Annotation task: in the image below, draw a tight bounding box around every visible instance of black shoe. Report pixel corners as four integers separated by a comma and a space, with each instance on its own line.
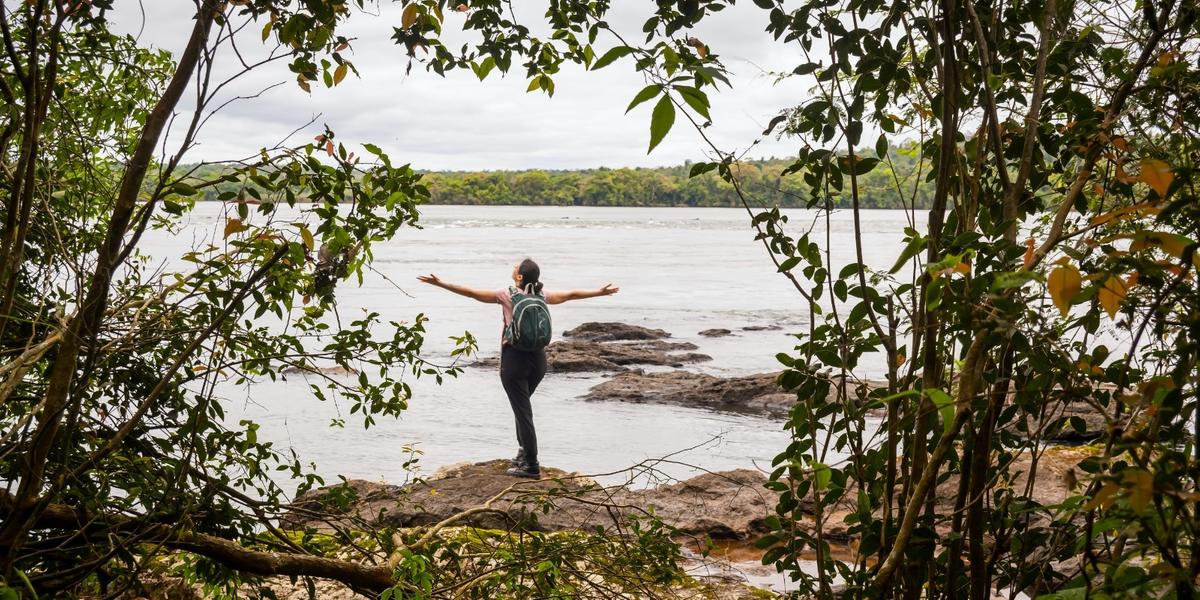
506, 464, 540, 479
511, 448, 526, 468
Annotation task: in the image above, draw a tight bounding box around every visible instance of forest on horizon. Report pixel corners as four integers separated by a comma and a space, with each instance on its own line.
183, 147, 932, 209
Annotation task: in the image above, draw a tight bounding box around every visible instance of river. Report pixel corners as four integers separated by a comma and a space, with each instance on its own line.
144, 204, 911, 488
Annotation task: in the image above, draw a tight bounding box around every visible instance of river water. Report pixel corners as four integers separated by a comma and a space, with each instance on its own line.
144, 204, 911, 488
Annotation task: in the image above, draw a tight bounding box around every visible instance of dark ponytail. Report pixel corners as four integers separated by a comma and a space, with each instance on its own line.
518, 258, 543, 295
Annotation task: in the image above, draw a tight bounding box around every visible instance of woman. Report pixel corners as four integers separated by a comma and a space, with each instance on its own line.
417, 259, 619, 478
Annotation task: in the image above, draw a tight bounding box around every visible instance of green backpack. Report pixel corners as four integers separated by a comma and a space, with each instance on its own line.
505, 287, 553, 351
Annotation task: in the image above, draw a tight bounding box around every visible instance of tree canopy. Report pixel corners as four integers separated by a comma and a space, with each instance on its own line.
1, 0, 1198, 598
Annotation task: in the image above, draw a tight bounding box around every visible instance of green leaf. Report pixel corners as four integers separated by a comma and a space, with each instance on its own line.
852, 157, 880, 175
689, 162, 718, 178
471, 56, 497, 81
673, 85, 711, 120
171, 181, 198, 196
753, 0, 775, 7
809, 460, 832, 490
591, 46, 632, 70
778, 256, 801, 272
648, 95, 675, 153
927, 389, 955, 430
626, 84, 662, 113
847, 120, 863, 145
889, 234, 926, 273
875, 134, 889, 158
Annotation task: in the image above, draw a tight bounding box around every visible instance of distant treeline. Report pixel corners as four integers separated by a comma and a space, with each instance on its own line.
184, 147, 933, 209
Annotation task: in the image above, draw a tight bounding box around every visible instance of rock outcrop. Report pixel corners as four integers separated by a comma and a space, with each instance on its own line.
562, 321, 671, 342
283, 460, 774, 542
471, 322, 712, 372
584, 371, 795, 418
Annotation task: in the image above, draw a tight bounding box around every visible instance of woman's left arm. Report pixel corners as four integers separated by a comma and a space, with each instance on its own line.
546, 284, 619, 305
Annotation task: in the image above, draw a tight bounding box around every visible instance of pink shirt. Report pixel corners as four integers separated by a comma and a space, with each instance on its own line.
496, 287, 556, 345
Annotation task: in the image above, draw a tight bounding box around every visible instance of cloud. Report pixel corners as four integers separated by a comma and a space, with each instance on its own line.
109, 1, 810, 170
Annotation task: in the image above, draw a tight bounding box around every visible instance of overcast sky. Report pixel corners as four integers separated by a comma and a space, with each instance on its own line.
108, 2, 811, 171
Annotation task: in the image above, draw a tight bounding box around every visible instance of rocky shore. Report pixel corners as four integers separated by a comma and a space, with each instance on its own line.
265, 321, 1094, 598
285, 460, 774, 542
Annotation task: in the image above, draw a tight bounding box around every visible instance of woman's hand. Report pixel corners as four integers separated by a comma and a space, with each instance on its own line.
417, 273, 443, 287
598, 284, 619, 296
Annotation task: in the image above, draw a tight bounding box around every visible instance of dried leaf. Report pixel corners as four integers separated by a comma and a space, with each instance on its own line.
1083, 482, 1119, 511
333, 63, 348, 85
1124, 469, 1153, 512
1140, 158, 1173, 197
1048, 264, 1082, 316
223, 218, 248, 239
401, 3, 419, 29
1023, 237, 1035, 269
1098, 276, 1127, 319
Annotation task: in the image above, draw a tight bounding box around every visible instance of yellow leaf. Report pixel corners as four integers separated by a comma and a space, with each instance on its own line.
1124, 469, 1153, 512
1140, 158, 1173, 197
1098, 276, 1127, 319
261, 19, 272, 42
223, 218, 248, 239
526, 75, 542, 93
333, 63, 348, 85
401, 3, 419, 29
1023, 237, 1035, 269
953, 261, 970, 274
1083, 482, 1119, 511
299, 224, 315, 252
1048, 264, 1082, 317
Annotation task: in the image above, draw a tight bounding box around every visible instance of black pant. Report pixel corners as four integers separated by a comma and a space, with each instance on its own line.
500, 345, 547, 467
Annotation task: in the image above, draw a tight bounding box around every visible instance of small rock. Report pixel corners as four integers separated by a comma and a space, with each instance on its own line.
699, 328, 733, 337
563, 321, 670, 342
741, 324, 782, 332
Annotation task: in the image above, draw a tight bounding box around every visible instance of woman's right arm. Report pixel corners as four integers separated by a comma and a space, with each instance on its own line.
416, 274, 497, 303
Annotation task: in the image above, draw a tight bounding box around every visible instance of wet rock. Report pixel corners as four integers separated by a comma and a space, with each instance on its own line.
551, 340, 710, 372
741, 324, 782, 332
627, 469, 775, 540
471, 323, 710, 372
563, 321, 670, 342
699, 328, 734, 337
584, 371, 795, 418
